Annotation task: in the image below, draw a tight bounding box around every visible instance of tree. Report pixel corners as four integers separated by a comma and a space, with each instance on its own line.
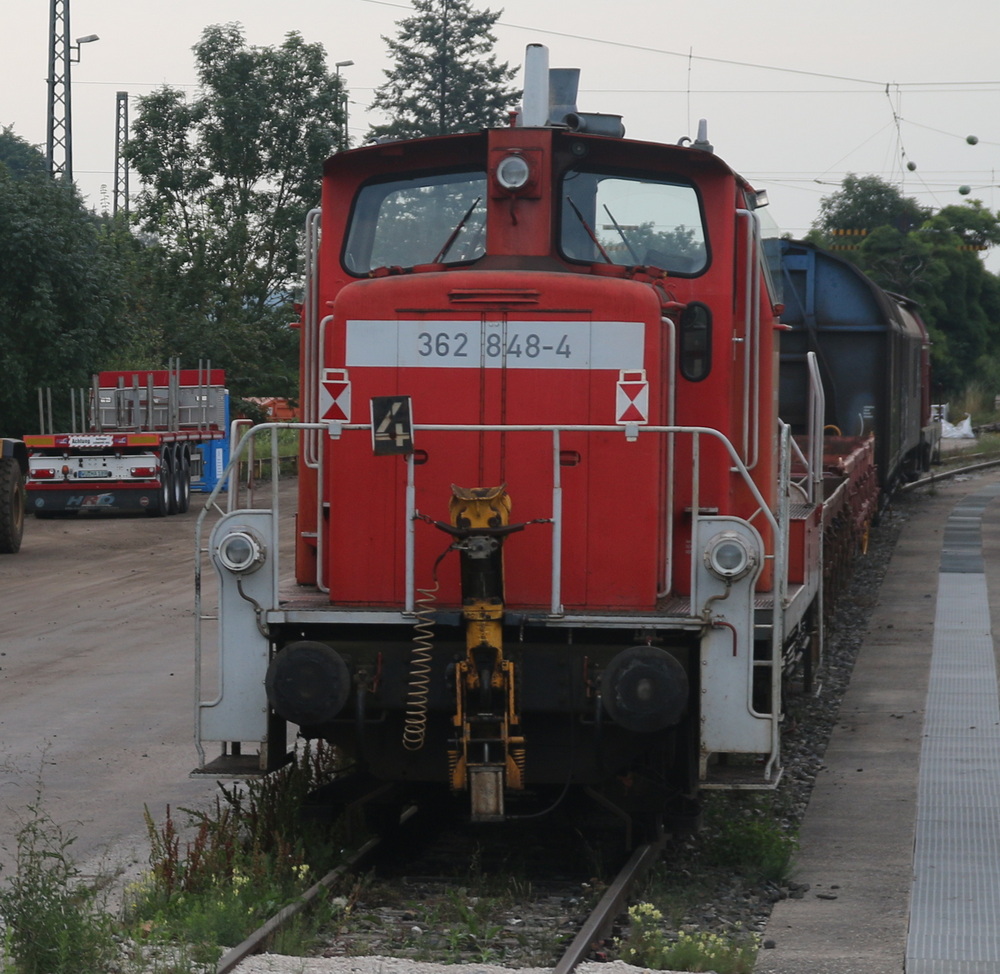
0, 126, 47, 179
368, 0, 520, 141
0, 132, 131, 435
123, 23, 346, 396
814, 173, 928, 235
926, 199, 1000, 251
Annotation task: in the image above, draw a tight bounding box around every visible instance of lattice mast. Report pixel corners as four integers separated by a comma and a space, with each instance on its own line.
46, 0, 73, 180
113, 91, 129, 216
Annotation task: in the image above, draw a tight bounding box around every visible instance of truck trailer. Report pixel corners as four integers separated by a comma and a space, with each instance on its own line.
25, 368, 228, 517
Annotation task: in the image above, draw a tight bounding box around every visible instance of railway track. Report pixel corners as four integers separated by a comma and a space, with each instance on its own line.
216, 804, 665, 974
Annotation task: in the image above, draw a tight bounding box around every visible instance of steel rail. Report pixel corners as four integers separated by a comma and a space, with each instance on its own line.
551, 835, 666, 974
214, 832, 378, 974
901, 456, 1000, 493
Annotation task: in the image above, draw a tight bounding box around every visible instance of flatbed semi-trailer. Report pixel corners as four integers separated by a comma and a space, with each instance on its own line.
24, 368, 229, 517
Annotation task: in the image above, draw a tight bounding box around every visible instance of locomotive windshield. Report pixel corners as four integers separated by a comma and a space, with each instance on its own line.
344, 169, 487, 274
560, 169, 707, 274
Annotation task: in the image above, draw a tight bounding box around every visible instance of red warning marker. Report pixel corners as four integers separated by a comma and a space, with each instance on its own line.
616, 369, 649, 424
320, 369, 351, 422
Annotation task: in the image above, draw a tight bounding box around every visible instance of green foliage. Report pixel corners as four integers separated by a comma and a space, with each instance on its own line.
369, 0, 520, 140
702, 805, 798, 884
126, 743, 344, 956
0, 134, 136, 435
0, 127, 48, 178
124, 22, 340, 397
442, 888, 504, 959
0, 131, 203, 434
0, 747, 345, 973
619, 903, 760, 973
816, 173, 928, 234
0, 797, 118, 974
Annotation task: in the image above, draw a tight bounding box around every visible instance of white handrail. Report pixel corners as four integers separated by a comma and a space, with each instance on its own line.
657, 315, 677, 599
197, 419, 786, 622
302, 208, 322, 469
807, 351, 825, 502
736, 209, 763, 470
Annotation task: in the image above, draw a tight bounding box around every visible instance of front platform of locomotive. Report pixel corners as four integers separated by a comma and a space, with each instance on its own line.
200, 46, 791, 829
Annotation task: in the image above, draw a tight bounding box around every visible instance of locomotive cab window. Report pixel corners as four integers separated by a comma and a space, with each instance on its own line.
559, 169, 707, 274
344, 169, 488, 275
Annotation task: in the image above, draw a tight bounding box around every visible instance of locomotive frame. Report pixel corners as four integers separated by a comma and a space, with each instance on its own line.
194, 45, 930, 837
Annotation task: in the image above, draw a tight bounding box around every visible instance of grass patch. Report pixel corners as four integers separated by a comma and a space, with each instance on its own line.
1, 743, 347, 972
237, 426, 299, 481
702, 797, 798, 885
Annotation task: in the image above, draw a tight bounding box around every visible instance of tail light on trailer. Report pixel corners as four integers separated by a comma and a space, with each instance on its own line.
30, 468, 56, 479
130, 466, 158, 478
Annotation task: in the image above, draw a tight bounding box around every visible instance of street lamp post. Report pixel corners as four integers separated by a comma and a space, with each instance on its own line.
71, 33, 100, 61
335, 60, 354, 150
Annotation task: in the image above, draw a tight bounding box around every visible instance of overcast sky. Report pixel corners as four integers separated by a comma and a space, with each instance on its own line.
4, 0, 999, 261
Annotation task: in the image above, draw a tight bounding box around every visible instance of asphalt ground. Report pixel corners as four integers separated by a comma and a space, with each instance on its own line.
757, 469, 1000, 974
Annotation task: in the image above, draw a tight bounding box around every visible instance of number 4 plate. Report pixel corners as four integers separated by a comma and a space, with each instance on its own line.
370, 396, 414, 455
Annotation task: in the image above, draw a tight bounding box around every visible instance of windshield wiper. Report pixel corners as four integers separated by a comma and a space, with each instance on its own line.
433, 196, 483, 264
602, 204, 641, 264
565, 196, 613, 264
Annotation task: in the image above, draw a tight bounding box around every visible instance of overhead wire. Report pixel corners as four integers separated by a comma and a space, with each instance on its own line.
360, 0, 997, 91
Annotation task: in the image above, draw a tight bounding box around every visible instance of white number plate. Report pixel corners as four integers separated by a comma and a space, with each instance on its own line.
76, 469, 112, 479
345, 320, 644, 370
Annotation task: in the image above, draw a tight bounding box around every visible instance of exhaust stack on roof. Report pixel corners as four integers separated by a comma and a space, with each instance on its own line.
548, 67, 580, 123
521, 44, 550, 127
518, 44, 624, 137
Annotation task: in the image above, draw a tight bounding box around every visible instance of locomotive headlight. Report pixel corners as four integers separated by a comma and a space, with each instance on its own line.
704, 532, 756, 581
496, 153, 531, 190
217, 529, 266, 575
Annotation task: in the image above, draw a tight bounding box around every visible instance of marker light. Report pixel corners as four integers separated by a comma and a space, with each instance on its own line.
217, 529, 266, 575
496, 153, 531, 191
704, 532, 756, 581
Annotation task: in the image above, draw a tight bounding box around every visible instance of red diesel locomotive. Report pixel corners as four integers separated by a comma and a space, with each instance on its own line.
195, 45, 924, 834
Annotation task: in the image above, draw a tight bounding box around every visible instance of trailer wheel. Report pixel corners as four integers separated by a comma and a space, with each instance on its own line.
174, 446, 191, 514
0, 457, 25, 553
147, 452, 172, 517
167, 447, 181, 515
